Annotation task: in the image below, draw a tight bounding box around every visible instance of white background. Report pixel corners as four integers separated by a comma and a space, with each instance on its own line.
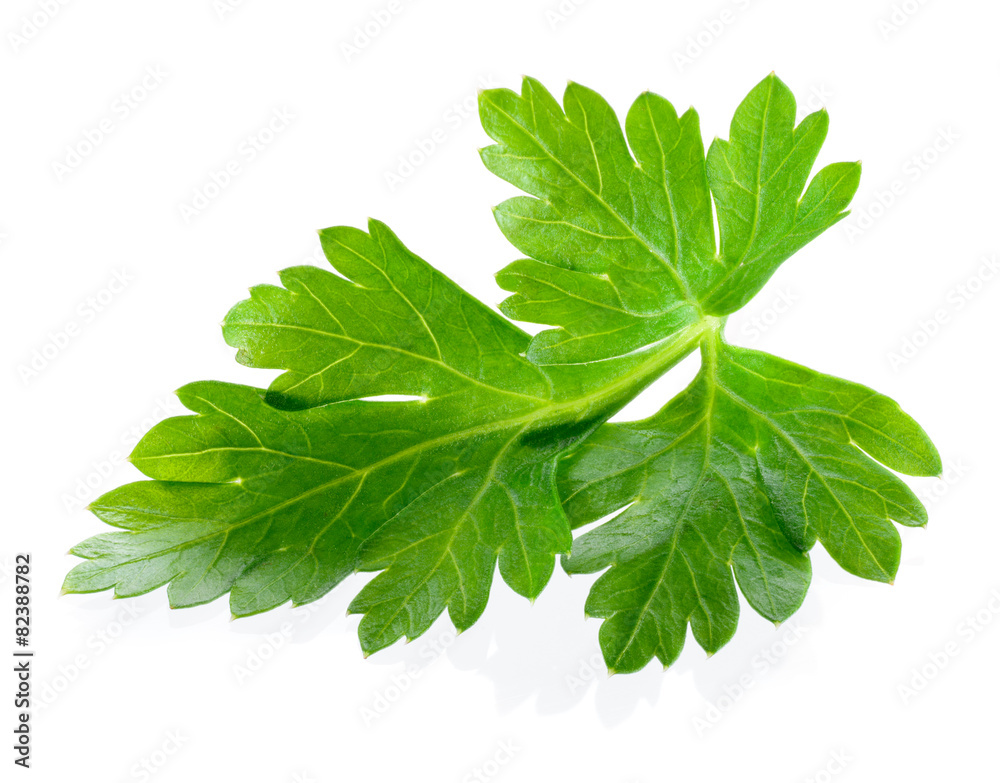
2, 0, 996, 780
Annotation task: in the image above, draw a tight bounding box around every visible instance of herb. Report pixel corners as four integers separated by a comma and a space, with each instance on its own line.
561, 338, 937, 672
64, 75, 939, 671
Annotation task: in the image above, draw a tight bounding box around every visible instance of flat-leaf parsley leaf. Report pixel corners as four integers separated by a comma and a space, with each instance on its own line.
64, 74, 939, 671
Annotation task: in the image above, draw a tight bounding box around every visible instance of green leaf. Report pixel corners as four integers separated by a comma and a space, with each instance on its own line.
702, 75, 861, 315
64, 219, 712, 654
560, 334, 940, 673
64, 75, 936, 672
479, 73, 860, 355
222, 221, 551, 410
480, 79, 710, 364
